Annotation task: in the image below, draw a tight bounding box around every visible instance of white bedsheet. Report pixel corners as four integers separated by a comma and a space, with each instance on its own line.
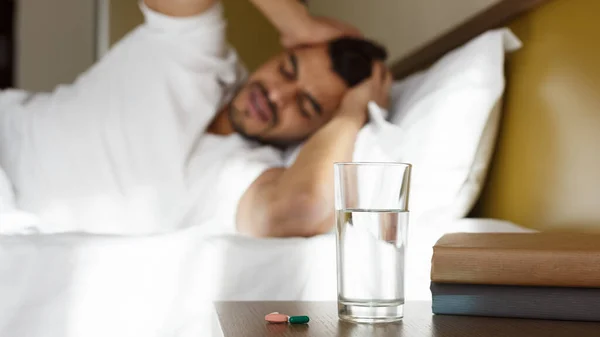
0, 217, 533, 337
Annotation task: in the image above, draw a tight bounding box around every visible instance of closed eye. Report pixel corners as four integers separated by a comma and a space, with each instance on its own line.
279, 53, 297, 81
297, 92, 322, 120
297, 95, 312, 120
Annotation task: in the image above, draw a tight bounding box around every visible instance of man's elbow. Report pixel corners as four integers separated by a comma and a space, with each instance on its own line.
256, 190, 334, 238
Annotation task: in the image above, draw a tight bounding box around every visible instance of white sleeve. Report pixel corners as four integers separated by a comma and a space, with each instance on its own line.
214, 145, 284, 234
0, 2, 244, 230
1, 1, 241, 162
62, 1, 240, 146
67, 2, 239, 136
34, 1, 238, 146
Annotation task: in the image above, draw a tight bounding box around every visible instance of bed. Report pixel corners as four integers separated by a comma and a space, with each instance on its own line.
1, 0, 599, 336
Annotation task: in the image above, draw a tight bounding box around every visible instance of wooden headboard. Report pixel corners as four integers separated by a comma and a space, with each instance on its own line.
391, 0, 600, 232
391, 0, 550, 80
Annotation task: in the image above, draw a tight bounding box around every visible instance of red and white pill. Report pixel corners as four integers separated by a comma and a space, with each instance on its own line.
265, 313, 289, 323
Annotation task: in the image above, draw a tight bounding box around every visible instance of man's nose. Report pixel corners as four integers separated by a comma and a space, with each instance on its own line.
268, 82, 297, 110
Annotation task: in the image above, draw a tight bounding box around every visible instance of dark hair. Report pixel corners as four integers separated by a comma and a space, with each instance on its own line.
328, 37, 388, 87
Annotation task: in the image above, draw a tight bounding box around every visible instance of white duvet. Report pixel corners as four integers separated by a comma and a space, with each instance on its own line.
0, 205, 533, 337
0, 223, 335, 337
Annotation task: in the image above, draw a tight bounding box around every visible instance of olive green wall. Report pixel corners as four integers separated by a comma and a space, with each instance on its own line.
108, 0, 143, 47
221, 0, 281, 71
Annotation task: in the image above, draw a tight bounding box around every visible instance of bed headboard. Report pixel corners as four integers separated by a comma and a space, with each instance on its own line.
392, 0, 600, 232
391, 0, 549, 79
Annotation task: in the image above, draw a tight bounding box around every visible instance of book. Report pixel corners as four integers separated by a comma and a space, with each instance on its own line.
431, 282, 600, 322
431, 232, 600, 287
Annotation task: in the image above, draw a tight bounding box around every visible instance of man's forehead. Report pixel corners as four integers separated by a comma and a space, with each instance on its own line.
291, 44, 330, 66
292, 47, 347, 103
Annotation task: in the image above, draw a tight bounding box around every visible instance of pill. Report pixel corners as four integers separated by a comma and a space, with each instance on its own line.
288, 316, 310, 324
265, 313, 289, 323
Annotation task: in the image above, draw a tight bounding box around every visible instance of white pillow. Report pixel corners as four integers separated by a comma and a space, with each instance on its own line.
375, 28, 521, 224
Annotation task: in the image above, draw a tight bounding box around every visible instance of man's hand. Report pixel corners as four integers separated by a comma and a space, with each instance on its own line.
337, 62, 393, 125
280, 16, 362, 48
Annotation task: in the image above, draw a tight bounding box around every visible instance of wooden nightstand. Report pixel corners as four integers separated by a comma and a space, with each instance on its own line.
214, 301, 600, 337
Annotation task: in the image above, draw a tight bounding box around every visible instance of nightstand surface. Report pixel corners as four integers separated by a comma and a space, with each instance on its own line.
214, 301, 600, 337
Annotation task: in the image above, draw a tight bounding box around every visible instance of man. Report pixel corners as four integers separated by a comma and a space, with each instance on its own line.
0, 0, 391, 237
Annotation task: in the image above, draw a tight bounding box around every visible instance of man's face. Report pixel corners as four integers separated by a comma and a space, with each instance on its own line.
228, 44, 348, 146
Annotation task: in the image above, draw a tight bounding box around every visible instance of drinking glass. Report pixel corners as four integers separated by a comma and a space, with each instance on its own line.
334, 162, 411, 323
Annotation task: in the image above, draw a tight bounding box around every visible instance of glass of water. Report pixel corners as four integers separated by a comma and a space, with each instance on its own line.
334, 162, 411, 323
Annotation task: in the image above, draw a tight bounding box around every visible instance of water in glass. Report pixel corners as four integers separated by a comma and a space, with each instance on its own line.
336, 208, 408, 323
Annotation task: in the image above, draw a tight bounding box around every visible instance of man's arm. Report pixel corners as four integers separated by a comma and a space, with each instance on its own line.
143, 0, 217, 17
237, 64, 392, 238
237, 114, 362, 238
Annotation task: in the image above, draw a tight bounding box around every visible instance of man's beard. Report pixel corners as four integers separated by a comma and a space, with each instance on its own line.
227, 103, 263, 144
227, 82, 280, 145
227, 104, 301, 149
